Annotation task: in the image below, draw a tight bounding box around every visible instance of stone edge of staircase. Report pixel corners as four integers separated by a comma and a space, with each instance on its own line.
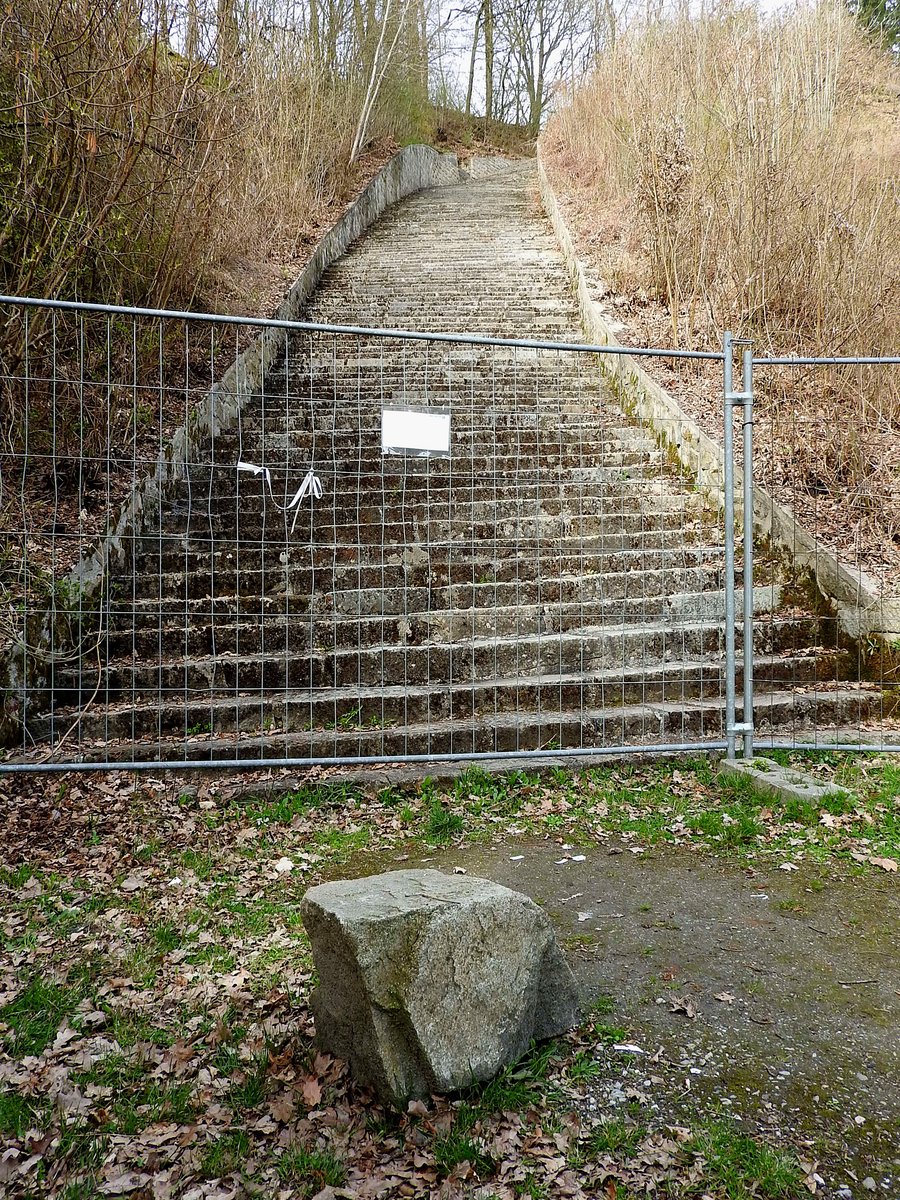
1, 145, 462, 735
535, 148, 900, 643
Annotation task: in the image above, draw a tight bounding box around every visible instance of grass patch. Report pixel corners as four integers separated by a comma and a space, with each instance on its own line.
567, 1049, 604, 1084
277, 1144, 346, 1193
586, 1118, 646, 1156
228, 1052, 269, 1112
689, 1118, 800, 1199
151, 921, 183, 954
591, 1021, 628, 1046
201, 1130, 252, 1180
1, 976, 81, 1055
107, 1011, 174, 1050
114, 1080, 195, 1135
78, 1055, 196, 1134
433, 1115, 494, 1176
238, 782, 364, 826
0, 1088, 45, 1137
424, 797, 465, 844
55, 1121, 109, 1171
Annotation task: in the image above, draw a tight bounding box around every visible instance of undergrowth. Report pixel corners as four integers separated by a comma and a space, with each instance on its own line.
542, 1, 900, 564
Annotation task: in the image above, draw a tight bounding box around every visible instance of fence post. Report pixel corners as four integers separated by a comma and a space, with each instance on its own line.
723, 332, 737, 761
740, 347, 754, 760
723, 333, 755, 762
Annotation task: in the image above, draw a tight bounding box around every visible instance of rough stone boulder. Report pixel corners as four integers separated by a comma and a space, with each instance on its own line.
300, 869, 580, 1108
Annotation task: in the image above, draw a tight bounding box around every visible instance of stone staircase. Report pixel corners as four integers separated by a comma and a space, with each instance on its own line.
34, 159, 873, 762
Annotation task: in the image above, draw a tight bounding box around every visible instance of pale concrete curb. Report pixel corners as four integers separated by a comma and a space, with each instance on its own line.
719, 756, 850, 806
535, 150, 900, 644
2, 146, 461, 736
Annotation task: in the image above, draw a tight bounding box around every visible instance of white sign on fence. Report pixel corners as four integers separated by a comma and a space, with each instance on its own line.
381, 407, 451, 457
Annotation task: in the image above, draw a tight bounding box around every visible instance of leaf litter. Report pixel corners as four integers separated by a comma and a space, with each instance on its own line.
1, 755, 898, 1197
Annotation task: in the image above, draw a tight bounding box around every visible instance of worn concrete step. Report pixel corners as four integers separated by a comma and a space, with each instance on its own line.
115, 565, 732, 617
58, 617, 830, 689
215, 439, 662, 470
137, 530, 722, 584
31, 688, 883, 764
122, 545, 730, 599
47, 649, 849, 722
173, 473, 677, 508
100, 587, 784, 657
156, 509, 702, 548
207, 432, 667, 458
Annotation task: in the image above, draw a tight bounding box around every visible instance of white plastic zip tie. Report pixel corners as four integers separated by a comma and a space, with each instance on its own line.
237, 461, 323, 535
289, 470, 323, 534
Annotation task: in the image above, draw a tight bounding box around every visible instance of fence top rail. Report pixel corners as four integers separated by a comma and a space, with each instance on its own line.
754, 354, 900, 366
0, 294, 724, 362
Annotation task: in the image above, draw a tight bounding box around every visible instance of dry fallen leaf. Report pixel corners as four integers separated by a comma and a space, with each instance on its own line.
301, 1075, 323, 1106
714, 992, 735, 1004
869, 856, 898, 872
669, 996, 697, 1019
98, 1172, 152, 1195
269, 1091, 295, 1123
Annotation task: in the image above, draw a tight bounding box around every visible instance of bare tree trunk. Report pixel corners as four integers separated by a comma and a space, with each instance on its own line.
417, 0, 428, 92
465, 4, 482, 117
484, 0, 494, 122
309, 0, 321, 59
217, 0, 239, 68
350, 0, 412, 162
185, 0, 200, 59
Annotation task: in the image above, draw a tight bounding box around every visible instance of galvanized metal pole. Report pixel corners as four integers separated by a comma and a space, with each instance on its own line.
741, 347, 755, 760
723, 331, 737, 761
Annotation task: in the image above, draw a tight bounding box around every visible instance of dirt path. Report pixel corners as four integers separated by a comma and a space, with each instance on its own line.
343, 838, 900, 1191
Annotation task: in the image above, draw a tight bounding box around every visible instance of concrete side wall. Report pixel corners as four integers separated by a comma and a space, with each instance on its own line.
1, 146, 461, 737
536, 151, 900, 641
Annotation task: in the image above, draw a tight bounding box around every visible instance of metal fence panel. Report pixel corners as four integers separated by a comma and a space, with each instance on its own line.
748, 353, 900, 753
1, 300, 740, 770
2, 297, 896, 772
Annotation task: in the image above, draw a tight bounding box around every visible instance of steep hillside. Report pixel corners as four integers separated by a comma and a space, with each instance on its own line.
541, 2, 900, 589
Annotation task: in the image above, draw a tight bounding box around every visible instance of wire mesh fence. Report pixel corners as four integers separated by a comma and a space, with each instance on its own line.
0, 299, 736, 770
0, 297, 897, 771
748, 354, 900, 753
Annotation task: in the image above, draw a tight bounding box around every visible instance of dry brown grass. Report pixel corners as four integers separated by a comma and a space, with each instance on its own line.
542, 2, 900, 585
0, 1, 403, 313
0, 0, 430, 454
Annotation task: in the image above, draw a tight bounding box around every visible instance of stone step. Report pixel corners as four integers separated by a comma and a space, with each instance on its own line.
117, 564, 732, 616
135, 528, 722, 583
98, 585, 784, 654
55, 616, 828, 691
120, 545, 730, 599
155, 508, 703, 547
216, 436, 662, 467
47, 648, 847, 722
29, 688, 881, 763
180, 464, 669, 491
